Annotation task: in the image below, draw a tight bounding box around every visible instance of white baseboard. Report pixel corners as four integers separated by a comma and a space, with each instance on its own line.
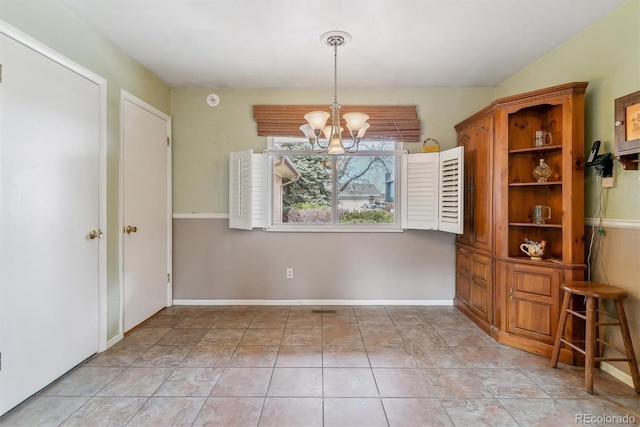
600, 362, 636, 389
173, 299, 453, 306
106, 333, 123, 350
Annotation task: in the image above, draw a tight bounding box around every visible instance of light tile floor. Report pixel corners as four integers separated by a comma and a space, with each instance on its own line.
1, 305, 639, 426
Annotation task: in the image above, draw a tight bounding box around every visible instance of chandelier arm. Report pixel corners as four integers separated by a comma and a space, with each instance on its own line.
314, 138, 329, 151
343, 138, 359, 153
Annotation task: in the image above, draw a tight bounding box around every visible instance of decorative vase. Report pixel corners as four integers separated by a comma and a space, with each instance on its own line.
533, 158, 552, 183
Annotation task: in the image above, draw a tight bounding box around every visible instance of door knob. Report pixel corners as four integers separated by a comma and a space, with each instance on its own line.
124, 225, 138, 234
89, 229, 103, 239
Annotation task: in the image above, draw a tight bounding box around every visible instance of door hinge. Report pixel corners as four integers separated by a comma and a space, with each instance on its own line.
167, 137, 170, 147
0, 64, 3, 83
1, 351, 2, 371
167, 273, 171, 282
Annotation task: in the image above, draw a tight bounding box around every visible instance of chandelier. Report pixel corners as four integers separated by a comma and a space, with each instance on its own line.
299, 31, 370, 154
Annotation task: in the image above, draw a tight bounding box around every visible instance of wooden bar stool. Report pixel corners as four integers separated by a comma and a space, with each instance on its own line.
551, 281, 640, 394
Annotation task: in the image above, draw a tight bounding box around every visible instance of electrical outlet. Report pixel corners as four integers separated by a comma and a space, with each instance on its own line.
286, 268, 294, 279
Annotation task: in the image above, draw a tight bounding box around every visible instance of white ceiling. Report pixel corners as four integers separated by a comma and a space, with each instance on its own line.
61, 0, 626, 89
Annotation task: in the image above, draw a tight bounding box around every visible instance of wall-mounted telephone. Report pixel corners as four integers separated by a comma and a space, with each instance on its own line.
586, 140, 613, 177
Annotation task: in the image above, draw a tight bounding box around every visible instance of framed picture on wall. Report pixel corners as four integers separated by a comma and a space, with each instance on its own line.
615, 90, 640, 154
614, 90, 640, 169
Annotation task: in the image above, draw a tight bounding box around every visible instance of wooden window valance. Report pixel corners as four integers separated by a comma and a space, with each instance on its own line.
253, 105, 420, 142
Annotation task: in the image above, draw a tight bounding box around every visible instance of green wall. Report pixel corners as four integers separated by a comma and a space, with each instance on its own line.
0, 0, 172, 339
496, 0, 640, 220
171, 87, 495, 213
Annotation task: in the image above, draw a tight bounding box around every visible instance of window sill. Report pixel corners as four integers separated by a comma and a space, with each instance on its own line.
265, 224, 403, 233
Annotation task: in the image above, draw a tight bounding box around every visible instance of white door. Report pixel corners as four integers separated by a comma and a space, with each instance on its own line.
0, 31, 105, 415
121, 92, 171, 332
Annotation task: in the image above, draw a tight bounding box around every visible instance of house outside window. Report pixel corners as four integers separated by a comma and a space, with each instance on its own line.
266, 138, 402, 231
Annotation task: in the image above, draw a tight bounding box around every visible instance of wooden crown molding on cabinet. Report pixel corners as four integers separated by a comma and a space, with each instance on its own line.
455, 82, 589, 131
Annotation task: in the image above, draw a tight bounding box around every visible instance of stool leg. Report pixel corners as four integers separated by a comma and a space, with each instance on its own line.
614, 299, 640, 393
551, 290, 571, 368
585, 296, 596, 393
595, 298, 601, 369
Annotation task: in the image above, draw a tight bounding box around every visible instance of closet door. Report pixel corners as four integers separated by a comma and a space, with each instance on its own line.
0, 32, 103, 415
121, 92, 171, 332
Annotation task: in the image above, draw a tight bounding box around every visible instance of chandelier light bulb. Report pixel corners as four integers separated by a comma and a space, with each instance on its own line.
304, 111, 330, 131
299, 124, 317, 142
344, 112, 369, 134
327, 135, 346, 154
356, 122, 370, 139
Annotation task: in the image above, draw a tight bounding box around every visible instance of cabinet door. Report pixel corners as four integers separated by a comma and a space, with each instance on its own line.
456, 246, 472, 305
456, 118, 493, 251
506, 263, 561, 344
456, 127, 474, 246
471, 118, 493, 252
469, 252, 492, 322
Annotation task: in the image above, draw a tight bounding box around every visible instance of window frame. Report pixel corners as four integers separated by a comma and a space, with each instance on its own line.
265, 137, 406, 232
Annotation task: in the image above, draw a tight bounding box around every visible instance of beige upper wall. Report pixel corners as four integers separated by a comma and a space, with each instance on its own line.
496, 0, 640, 220
0, 0, 172, 339
171, 87, 495, 213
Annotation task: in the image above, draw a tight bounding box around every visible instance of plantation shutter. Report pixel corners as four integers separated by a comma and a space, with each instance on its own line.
402, 147, 464, 233
229, 150, 253, 230
438, 146, 464, 234
252, 153, 266, 228
229, 150, 265, 230
402, 152, 439, 230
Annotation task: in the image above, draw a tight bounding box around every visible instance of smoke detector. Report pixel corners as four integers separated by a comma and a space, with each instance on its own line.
206, 93, 220, 107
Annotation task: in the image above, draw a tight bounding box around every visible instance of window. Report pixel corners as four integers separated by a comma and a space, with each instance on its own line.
267, 138, 401, 231
229, 141, 464, 234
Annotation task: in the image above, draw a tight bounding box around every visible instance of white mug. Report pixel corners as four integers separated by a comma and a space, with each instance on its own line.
534, 130, 552, 147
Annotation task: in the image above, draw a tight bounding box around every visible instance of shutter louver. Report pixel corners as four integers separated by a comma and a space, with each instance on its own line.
229, 150, 253, 230
252, 153, 265, 228
438, 146, 464, 234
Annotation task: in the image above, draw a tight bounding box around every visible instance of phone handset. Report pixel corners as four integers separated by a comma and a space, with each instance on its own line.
586, 140, 601, 165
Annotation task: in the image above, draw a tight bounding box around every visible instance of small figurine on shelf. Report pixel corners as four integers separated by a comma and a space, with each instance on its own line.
533, 158, 552, 182
520, 238, 546, 260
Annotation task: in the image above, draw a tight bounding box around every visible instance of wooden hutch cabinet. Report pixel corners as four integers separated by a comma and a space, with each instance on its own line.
455, 112, 494, 333
455, 83, 587, 364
